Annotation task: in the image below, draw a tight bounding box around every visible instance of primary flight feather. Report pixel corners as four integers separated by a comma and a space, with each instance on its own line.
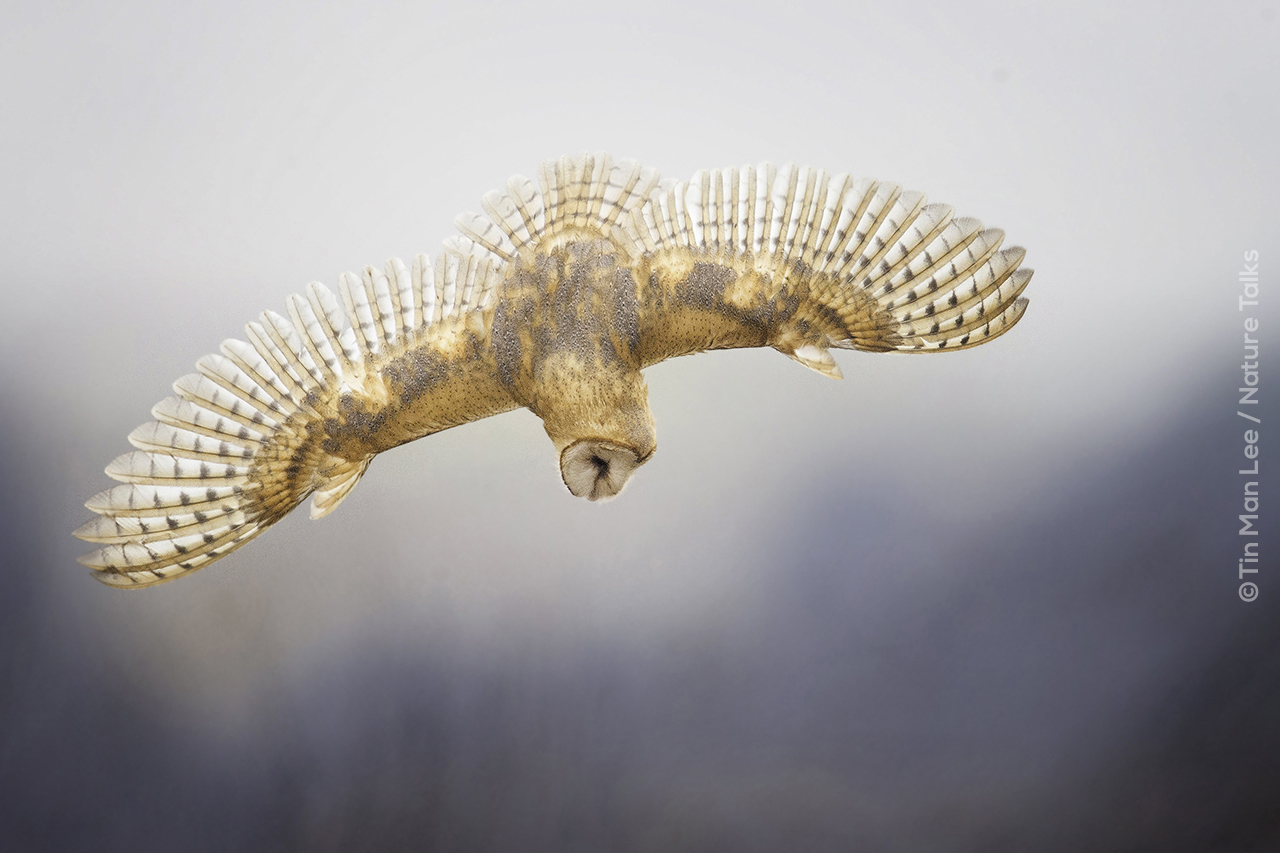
75, 154, 1033, 588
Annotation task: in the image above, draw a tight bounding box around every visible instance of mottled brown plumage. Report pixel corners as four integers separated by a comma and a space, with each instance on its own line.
76, 154, 1032, 587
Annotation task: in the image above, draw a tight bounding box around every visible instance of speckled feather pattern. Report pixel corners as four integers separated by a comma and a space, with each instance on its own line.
76, 154, 1032, 587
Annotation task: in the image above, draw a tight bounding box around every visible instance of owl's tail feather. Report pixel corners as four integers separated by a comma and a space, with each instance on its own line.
454, 152, 663, 261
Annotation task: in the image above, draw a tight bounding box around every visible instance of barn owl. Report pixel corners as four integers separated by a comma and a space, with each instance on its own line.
75, 154, 1032, 587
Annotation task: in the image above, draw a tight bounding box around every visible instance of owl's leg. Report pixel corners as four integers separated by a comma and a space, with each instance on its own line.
779, 342, 843, 379
770, 325, 844, 380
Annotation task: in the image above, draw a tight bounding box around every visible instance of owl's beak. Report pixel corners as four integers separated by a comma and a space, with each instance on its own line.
559, 439, 649, 501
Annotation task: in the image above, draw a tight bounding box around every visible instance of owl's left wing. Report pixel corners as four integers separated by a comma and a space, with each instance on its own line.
610, 165, 1032, 376
75, 243, 513, 588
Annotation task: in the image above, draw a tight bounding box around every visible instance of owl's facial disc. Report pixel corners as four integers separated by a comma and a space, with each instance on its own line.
560, 439, 647, 501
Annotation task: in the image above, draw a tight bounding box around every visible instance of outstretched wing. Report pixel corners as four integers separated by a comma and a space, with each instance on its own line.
610, 164, 1032, 375
74, 241, 513, 588
76, 154, 1033, 588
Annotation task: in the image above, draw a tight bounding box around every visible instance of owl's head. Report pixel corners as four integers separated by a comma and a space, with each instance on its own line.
559, 439, 651, 501
538, 366, 657, 502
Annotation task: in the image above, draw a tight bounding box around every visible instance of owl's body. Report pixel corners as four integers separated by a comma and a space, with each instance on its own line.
76, 155, 1032, 587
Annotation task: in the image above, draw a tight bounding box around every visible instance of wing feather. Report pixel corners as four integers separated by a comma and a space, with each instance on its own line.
618, 163, 1032, 362
78, 154, 1032, 587
445, 153, 1029, 367
76, 239, 515, 587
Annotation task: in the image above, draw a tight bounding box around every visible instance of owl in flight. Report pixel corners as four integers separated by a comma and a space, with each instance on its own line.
76, 154, 1032, 587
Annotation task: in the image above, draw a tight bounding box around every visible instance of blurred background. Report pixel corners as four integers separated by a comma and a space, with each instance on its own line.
2, 1, 1277, 850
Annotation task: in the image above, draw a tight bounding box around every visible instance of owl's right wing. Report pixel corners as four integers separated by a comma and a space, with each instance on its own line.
610, 164, 1032, 375
74, 243, 513, 588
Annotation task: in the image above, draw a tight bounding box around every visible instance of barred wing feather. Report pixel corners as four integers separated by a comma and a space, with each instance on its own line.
614, 164, 1032, 371
75, 249, 511, 588
76, 154, 1032, 588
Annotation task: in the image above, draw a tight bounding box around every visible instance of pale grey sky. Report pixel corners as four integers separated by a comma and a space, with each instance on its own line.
2, 2, 1277, 849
